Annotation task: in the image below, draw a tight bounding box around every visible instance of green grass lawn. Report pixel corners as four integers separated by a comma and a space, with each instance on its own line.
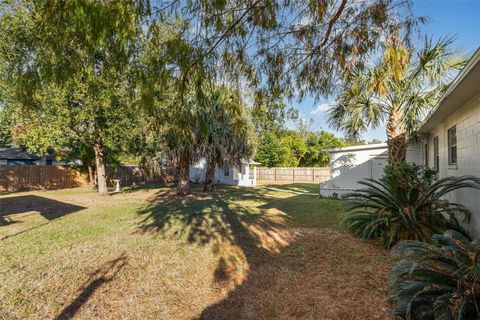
0, 185, 394, 319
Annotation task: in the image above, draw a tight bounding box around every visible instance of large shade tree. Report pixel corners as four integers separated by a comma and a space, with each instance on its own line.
0, 0, 149, 193
328, 36, 465, 164
172, 0, 420, 98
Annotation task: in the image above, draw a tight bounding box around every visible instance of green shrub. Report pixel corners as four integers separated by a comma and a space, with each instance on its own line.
344, 163, 480, 248
389, 230, 480, 319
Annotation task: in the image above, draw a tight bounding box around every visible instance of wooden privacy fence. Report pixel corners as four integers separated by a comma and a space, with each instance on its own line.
0, 165, 174, 193
256, 167, 330, 183
0, 165, 88, 192
107, 165, 174, 186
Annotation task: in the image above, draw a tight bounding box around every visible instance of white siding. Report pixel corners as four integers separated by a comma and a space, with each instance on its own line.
189, 158, 257, 186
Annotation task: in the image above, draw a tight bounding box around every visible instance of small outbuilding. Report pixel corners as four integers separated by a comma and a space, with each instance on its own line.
320, 143, 421, 197
189, 158, 261, 186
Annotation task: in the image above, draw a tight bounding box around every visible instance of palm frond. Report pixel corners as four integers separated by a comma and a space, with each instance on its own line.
389, 231, 480, 320
344, 163, 479, 249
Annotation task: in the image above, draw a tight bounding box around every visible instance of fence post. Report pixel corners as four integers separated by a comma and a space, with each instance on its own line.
274, 168, 277, 181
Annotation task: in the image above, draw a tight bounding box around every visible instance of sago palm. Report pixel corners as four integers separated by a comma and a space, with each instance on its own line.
329, 36, 465, 164
344, 164, 480, 248
389, 230, 480, 319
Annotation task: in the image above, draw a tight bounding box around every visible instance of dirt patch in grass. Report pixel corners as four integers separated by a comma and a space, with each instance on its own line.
0, 185, 394, 319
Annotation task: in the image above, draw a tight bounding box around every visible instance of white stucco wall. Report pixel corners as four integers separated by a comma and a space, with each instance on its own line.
320, 143, 421, 197
420, 93, 480, 236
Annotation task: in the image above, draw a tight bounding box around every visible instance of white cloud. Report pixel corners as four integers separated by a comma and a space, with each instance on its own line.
310, 103, 331, 115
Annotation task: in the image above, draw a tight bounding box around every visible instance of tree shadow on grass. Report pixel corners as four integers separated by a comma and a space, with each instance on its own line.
136, 187, 389, 319
137, 187, 292, 284
261, 183, 319, 194
0, 195, 87, 240
0, 195, 86, 226
54, 253, 128, 320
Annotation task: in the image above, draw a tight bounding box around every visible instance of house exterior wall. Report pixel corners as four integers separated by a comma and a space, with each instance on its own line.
420, 93, 480, 236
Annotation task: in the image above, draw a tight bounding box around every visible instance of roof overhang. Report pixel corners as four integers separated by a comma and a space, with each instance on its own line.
241, 159, 261, 165
323, 143, 387, 154
418, 48, 480, 134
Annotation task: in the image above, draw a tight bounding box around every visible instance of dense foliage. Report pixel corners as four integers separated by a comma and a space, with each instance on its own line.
255, 130, 346, 167
0, 0, 149, 193
344, 163, 480, 249
390, 230, 480, 319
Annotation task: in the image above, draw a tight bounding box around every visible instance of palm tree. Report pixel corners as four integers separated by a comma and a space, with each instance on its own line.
199, 89, 255, 192
328, 36, 465, 164
161, 99, 201, 196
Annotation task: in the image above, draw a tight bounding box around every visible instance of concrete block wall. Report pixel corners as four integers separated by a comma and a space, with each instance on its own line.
422, 93, 480, 237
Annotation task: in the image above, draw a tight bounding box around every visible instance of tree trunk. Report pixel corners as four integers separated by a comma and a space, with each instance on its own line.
177, 149, 191, 196
87, 163, 96, 189
93, 137, 109, 194
386, 108, 407, 165
203, 158, 216, 192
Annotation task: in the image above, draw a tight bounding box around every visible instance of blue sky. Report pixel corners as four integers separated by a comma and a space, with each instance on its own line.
288, 0, 480, 142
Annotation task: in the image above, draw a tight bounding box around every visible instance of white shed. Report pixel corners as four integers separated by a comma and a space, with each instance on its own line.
189, 158, 261, 186
320, 143, 421, 197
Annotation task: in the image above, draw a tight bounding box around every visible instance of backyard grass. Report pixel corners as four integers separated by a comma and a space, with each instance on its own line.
0, 184, 394, 319
258, 182, 320, 194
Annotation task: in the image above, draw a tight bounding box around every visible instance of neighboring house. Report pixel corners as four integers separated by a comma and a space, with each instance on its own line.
320, 143, 420, 197
416, 47, 480, 236
189, 158, 261, 186
0, 148, 56, 165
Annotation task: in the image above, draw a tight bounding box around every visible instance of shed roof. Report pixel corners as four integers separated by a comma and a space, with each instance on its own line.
0, 148, 54, 160
242, 159, 261, 165
323, 143, 387, 154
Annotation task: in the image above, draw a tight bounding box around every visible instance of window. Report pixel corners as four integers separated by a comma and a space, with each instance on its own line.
433, 136, 439, 171
447, 126, 457, 165
224, 166, 229, 176
424, 143, 428, 166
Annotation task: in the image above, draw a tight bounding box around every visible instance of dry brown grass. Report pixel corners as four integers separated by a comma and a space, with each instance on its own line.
0, 185, 394, 319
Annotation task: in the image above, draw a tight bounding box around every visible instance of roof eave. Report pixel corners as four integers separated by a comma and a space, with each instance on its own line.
418, 47, 480, 134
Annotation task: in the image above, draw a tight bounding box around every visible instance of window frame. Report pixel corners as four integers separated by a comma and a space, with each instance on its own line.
447, 126, 457, 165
424, 142, 428, 166
433, 136, 439, 171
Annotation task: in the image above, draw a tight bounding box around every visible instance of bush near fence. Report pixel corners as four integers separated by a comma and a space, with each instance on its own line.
255, 167, 330, 183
